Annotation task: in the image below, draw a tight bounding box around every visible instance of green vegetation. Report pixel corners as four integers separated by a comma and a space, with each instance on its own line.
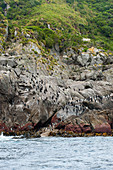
0, 0, 113, 51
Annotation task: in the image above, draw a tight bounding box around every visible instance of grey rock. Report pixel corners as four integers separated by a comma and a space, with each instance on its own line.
77, 53, 90, 66
0, 43, 113, 131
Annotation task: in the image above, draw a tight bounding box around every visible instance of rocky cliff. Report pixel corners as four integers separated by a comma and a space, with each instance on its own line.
0, 39, 113, 137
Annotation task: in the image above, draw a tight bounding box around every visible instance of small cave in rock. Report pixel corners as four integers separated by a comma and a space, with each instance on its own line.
34, 110, 57, 130
84, 85, 91, 89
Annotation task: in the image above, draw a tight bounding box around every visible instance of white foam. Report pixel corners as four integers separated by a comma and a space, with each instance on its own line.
0, 132, 13, 141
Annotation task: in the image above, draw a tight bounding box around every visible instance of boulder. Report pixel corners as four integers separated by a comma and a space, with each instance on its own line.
77, 53, 90, 66
79, 123, 92, 133
82, 112, 112, 133
94, 123, 111, 133
65, 123, 82, 133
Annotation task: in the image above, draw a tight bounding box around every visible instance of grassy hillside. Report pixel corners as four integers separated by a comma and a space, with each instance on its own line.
0, 0, 113, 51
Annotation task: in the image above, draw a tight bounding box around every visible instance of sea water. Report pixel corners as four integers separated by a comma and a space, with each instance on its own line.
0, 134, 113, 170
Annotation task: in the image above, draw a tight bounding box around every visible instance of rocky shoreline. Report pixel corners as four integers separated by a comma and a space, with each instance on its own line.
0, 41, 113, 138
1, 109, 113, 138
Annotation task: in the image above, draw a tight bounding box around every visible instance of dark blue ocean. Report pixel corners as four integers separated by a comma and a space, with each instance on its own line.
0, 134, 113, 170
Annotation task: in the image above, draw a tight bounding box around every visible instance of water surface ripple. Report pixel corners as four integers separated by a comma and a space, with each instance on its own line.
0, 136, 113, 170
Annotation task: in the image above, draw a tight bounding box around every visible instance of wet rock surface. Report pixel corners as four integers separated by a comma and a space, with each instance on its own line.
0, 42, 113, 137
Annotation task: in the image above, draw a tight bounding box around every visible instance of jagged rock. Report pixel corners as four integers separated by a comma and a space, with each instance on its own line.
0, 122, 9, 132
89, 114, 111, 133
77, 53, 90, 66
0, 57, 17, 68
0, 43, 113, 135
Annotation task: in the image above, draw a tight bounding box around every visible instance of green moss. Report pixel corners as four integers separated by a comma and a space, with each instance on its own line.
21, 38, 29, 46
0, 0, 113, 51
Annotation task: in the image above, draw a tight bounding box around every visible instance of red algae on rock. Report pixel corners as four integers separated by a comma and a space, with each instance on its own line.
65, 123, 82, 133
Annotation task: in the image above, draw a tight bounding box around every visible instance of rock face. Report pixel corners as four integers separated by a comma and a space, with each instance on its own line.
52, 110, 112, 134
0, 42, 113, 135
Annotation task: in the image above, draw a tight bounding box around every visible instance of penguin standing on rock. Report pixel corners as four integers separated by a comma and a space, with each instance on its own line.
40, 86, 43, 92
62, 106, 65, 111
52, 96, 54, 100
66, 106, 68, 114
37, 99, 39, 104
41, 80, 43, 84
44, 88, 47, 94
75, 105, 79, 116
73, 107, 75, 112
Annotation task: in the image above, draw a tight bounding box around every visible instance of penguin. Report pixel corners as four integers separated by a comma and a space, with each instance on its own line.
87, 97, 90, 101
56, 92, 59, 98
90, 97, 93, 102
40, 86, 43, 92
66, 107, 68, 114
37, 85, 39, 89
62, 106, 65, 110
73, 108, 75, 112
44, 88, 47, 94
75, 105, 79, 116
41, 80, 43, 84
71, 101, 73, 106
67, 101, 70, 105
79, 105, 83, 114
37, 99, 39, 104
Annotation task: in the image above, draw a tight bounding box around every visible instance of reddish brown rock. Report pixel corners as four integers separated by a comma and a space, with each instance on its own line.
79, 123, 92, 133
12, 123, 20, 131
82, 112, 112, 133
94, 123, 111, 133
107, 120, 112, 129
75, 117, 92, 133
20, 123, 34, 131
51, 114, 61, 124
0, 122, 9, 132
65, 123, 82, 133
55, 122, 66, 129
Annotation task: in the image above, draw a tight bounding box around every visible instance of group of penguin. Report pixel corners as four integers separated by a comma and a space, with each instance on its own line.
19, 69, 113, 117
